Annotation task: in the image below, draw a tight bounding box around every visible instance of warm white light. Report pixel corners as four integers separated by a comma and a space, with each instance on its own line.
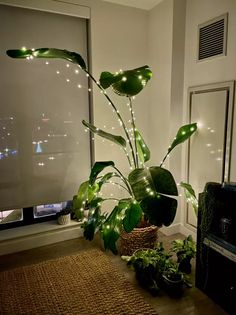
66, 64, 70, 68
45, 61, 49, 65
77, 84, 82, 88
66, 79, 70, 82
197, 121, 203, 129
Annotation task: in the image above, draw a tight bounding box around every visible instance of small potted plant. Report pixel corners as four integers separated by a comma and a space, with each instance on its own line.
162, 260, 184, 296
122, 243, 170, 295
57, 208, 71, 225
171, 235, 196, 274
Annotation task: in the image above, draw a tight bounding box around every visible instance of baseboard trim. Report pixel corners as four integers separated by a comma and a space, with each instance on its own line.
160, 223, 181, 236
160, 223, 196, 241
0, 222, 83, 256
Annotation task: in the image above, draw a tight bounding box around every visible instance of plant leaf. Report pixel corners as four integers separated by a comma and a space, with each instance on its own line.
83, 120, 126, 148
128, 167, 178, 227
140, 195, 177, 226
97, 172, 118, 190
99, 66, 152, 97
99, 71, 120, 89
102, 204, 123, 254
73, 181, 89, 211
89, 161, 115, 185
168, 123, 197, 155
180, 182, 198, 216
123, 201, 142, 232
7, 48, 86, 69
83, 208, 105, 241
134, 129, 150, 163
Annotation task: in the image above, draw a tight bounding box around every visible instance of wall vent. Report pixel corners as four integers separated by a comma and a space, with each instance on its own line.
198, 13, 228, 61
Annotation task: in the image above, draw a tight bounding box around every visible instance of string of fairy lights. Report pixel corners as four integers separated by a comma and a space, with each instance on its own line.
22, 47, 192, 215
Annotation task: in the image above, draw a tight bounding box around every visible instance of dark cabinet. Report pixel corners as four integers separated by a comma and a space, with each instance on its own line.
196, 182, 236, 315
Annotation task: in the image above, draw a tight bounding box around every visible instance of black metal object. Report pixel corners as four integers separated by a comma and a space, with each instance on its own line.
196, 182, 236, 315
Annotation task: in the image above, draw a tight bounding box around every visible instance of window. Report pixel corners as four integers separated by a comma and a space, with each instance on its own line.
0, 3, 92, 229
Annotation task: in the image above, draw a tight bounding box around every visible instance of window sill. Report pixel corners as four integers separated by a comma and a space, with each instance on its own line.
0, 220, 83, 255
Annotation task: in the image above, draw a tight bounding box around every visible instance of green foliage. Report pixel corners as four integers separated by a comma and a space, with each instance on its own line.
171, 235, 196, 261
7, 48, 86, 69
99, 66, 152, 97
134, 129, 150, 163
180, 182, 198, 216
82, 120, 126, 148
7, 47, 198, 254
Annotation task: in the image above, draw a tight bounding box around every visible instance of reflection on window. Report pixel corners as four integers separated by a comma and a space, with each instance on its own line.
34, 202, 67, 218
0, 209, 23, 224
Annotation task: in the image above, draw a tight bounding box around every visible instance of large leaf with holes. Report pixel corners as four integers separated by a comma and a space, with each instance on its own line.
7, 48, 86, 69
99, 66, 152, 97
128, 167, 178, 226
89, 161, 114, 185
83, 120, 126, 148
134, 129, 150, 163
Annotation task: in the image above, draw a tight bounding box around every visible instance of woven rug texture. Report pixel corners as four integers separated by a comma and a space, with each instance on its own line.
0, 248, 157, 315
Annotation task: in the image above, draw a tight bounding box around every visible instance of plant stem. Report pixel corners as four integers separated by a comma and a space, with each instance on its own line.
113, 166, 134, 197
128, 97, 139, 168
160, 150, 170, 167
104, 181, 130, 194
83, 68, 136, 168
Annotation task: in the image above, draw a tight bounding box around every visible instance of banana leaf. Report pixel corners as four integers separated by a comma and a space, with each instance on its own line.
180, 182, 198, 216
7, 48, 86, 69
134, 129, 150, 163
128, 166, 178, 226
89, 161, 115, 185
123, 201, 142, 232
161, 123, 197, 166
83, 207, 106, 241
102, 201, 128, 254
99, 66, 152, 97
83, 120, 126, 148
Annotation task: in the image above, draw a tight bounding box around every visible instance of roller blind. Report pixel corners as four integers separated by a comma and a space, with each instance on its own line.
0, 4, 91, 210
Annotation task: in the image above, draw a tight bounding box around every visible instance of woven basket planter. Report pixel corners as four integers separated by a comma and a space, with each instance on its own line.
119, 225, 158, 256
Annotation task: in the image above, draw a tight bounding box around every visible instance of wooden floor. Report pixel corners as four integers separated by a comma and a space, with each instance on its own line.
0, 233, 228, 315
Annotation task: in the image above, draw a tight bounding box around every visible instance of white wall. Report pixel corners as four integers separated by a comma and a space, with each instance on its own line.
147, 0, 187, 231
147, 0, 173, 167
184, 0, 236, 182
87, 0, 149, 208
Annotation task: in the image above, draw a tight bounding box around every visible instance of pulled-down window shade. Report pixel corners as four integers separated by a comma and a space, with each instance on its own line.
0, 4, 91, 211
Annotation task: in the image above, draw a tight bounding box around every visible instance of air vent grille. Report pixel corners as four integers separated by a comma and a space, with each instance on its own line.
198, 13, 228, 61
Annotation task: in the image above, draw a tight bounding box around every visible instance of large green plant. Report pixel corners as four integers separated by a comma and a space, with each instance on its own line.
7, 48, 197, 254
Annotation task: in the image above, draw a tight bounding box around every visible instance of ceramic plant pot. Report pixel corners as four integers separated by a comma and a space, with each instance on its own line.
57, 213, 70, 225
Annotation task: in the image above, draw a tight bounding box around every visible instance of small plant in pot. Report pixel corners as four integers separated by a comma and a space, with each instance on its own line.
57, 208, 71, 225
7, 48, 198, 254
162, 260, 184, 297
122, 243, 170, 295
171, 235, 196, 274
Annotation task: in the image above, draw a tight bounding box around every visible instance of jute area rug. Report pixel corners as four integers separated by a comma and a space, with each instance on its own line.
0, 248, 157, 315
